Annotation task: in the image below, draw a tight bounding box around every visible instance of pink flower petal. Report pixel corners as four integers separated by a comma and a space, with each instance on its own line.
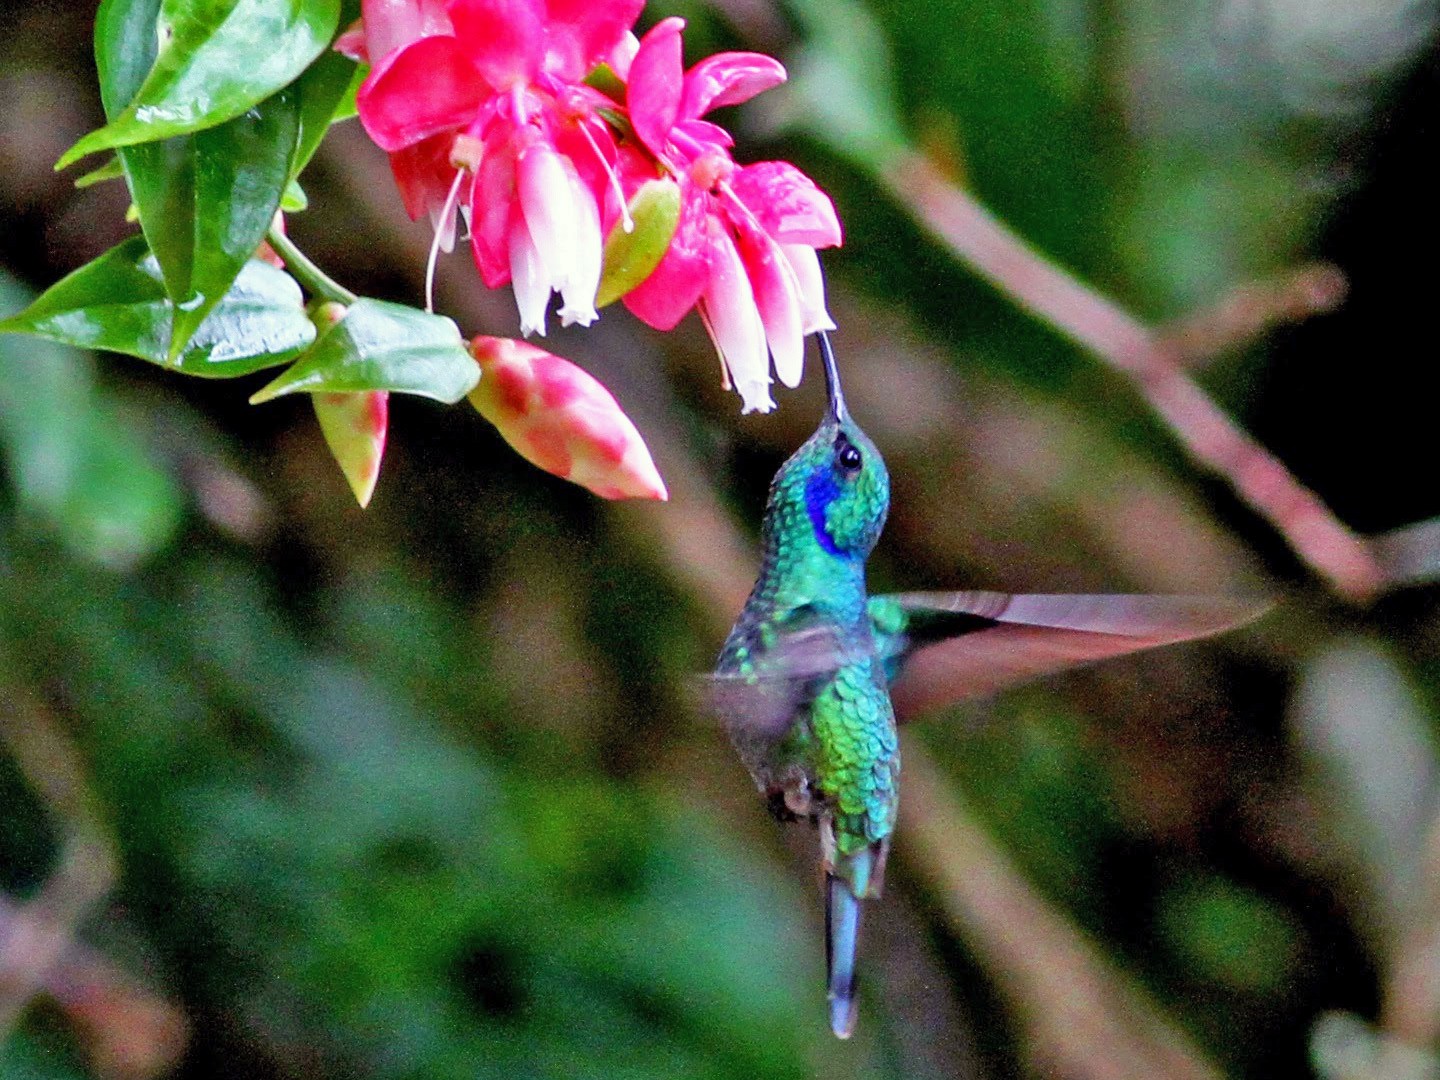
388, 134, 459, 222
782, 243, 836, 334
335, 19, 368, 61
558, 164, 602, 327
606, 30, 639, 80
675, 118, 733, 149
357, 35, 485, 151
702, 225, 772, 413
601, 143, 661, 234
508, 217, 551, 335
469, 135, 517, 288
679, 51, 787, 120
552, 113, 618, 221
469, 336, 668, 500
626, 17, 686, 159
728, 161, 843, 248
541, 0, 646, 82
447, 0, 544, 89
621, 181, 712, 330
735, 219, 804, 388
517, 135, 578, 286
358, 0, 453, 62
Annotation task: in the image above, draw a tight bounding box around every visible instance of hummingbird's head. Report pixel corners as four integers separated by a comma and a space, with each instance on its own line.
766, 334, 890, 560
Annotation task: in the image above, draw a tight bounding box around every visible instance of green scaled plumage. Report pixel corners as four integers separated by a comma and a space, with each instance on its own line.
710, 333, 1269, 1041
714, 332, 894, 1039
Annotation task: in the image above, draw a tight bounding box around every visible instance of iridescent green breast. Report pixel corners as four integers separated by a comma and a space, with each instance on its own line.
811, 659, 899, 854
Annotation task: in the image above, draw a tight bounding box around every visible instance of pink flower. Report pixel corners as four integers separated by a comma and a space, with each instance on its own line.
338, 1, 461, 240
619, 17, 842, 413
350, 0, 644, 334
468, 336, 668, 500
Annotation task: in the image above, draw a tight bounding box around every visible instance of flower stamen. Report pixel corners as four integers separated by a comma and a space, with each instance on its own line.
425, 168, 468, 313
579, 119, 633, 233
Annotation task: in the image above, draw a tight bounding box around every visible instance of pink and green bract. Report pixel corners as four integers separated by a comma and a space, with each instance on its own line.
343, 0, 843, 414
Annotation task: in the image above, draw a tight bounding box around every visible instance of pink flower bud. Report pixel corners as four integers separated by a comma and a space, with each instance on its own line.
313, 390, 390, 508
468, 336, 667, 501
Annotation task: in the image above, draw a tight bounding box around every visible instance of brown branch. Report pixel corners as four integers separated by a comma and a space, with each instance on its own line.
898, 740, 1225, 1080
883, 151, 1382, 601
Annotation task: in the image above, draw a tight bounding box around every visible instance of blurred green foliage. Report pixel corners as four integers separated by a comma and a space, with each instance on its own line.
5, 1, 1440, 1078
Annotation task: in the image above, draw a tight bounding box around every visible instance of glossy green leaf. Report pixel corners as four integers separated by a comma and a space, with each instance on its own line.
134, 96, 300, 359
0, 236, 315, 377
59, 0, 340, 167
290, 48, 362, 183
93, 0, 163, 118
250, 299, 478, 404
282, 179, 309, 212
596, 179, 683, 308
74, 156, 126, 189
91, 0, 302, 359
334, 62, 362, 121
584, 62, 626, 101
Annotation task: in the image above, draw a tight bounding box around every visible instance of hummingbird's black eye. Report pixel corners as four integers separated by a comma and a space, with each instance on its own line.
837, 441, 863, 472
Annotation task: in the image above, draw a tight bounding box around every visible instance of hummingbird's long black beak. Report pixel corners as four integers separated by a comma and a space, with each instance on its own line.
816, 331, 848, 423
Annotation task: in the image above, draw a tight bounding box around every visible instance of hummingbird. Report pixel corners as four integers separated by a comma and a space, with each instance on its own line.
707, 331, 1266, 1040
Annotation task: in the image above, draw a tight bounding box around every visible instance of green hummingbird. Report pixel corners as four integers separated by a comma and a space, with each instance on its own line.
708, 331, 1265, 1040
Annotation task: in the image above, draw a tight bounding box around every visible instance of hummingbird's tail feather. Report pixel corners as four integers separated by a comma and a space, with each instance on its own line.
825, 870, 863, 1039
824, 838, 887, 1039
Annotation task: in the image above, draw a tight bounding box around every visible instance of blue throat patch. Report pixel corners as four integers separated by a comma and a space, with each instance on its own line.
804, 468, 842, 556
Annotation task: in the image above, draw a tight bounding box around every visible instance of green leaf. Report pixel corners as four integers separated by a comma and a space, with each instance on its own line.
281, 178, 309, 212
334, 63, 363, 121
584, 62, 626, 101
90, 0, 303, 359
131, 94, 301, 359
596, 179, 682, 308
93, 0, 163, 118
74, 156, 126, 189
250, 299, 478, 404
0, 236, 315, 378
59, 0, 340, 167
290, 48, 361, 183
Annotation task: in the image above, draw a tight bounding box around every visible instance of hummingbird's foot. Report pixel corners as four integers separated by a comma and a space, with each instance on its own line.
765, 789, 801, 823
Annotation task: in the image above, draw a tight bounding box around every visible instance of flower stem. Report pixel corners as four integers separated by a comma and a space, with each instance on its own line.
266, 227, 358, 306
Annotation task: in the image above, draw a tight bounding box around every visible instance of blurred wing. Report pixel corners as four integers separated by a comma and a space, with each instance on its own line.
699, 618, 871, 741
872, 592, 1270, 722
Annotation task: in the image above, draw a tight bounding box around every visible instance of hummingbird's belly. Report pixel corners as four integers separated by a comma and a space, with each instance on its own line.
811, 661, 900, 854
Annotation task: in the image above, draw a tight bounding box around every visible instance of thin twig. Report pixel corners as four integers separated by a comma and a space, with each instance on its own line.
884, 151, 1383, 601
1156, 264, 1348, 366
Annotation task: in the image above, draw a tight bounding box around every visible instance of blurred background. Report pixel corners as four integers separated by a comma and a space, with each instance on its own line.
4, 0, 1440, 1077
